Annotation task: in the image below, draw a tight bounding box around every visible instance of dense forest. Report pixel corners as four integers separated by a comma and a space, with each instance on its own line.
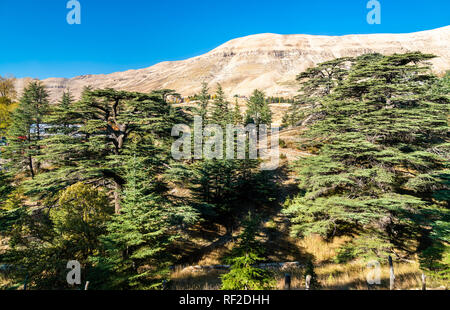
0, 52, 448, 290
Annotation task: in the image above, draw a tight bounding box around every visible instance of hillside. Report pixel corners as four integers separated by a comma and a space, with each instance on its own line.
15, 26, 450, 103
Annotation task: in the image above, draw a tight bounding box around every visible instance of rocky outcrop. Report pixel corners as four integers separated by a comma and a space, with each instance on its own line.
16, 26, 450, 102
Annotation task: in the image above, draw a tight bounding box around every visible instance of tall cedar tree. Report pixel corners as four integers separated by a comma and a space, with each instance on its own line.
1, 88, 197, 288
25, 88, 190, 213
167, 85, 274, 234
46, 89, 76, 134
210, 84, 232, 126
5, 81, 49, 178
197, 82, 210, 121
283, 57, 351, 127
232, 98, 243, 124
221, 214, 275, 290
245, 89, 272, 127
94, 144, 197, 289
284, 53, 449, 259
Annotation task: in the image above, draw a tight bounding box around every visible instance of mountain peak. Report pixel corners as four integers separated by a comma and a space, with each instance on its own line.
16, 26, 450, 102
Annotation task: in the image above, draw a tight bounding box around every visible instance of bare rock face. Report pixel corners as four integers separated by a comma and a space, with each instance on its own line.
15, 26, 450, 102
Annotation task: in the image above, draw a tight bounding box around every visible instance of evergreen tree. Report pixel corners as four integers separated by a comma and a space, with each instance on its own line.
24, 88, 190, 213
221, 213, 275, 290
285, 57, 352, 126
4, 81, 49, 178
220, 252, 275, 290
167, 84, 274, 234
197, 82, 210, 121
245, 89, 272, 127
284, 53, 449, 259
47, 89, 76, 134
232, 98, 243, 124
228, 213, 264, 258
210, 84, 232, 126
0, 171, 12, 205
94, 143, 198, 289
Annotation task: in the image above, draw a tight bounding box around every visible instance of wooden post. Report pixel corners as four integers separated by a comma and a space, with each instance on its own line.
388, 256, 395, 290
284, 273, 291, 290
305, 275, 311, 290
84, 281, 90, 290
23, 274, 29, 290
421, 273, 426, 291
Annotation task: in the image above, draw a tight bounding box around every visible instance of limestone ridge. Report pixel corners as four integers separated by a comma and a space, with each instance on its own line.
15, 26, 450, 102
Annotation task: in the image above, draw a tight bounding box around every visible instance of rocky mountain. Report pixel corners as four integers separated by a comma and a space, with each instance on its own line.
15, 26, 450, 102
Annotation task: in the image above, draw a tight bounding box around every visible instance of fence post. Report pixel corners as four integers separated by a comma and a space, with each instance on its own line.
23, 274, 29, 290
388, 256, 395, 290
284, 273, 291, 290
305, 275, 311, 290
421, 273, 426, 291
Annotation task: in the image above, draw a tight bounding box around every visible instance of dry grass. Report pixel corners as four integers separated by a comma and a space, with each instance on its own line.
170, 266, 226, 290
296, 234, 351, 263
319, 261, 426, 290
170, 234, 448, 290
0, 274, 10, 289
169, 262, 435, 290
195, 242, 234, 266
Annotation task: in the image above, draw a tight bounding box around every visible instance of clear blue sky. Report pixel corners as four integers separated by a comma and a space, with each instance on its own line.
0, 0, 449, 79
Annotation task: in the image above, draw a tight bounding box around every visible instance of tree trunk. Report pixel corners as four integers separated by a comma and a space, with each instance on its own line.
28, 155, 34, 179
114, 182, 122, 214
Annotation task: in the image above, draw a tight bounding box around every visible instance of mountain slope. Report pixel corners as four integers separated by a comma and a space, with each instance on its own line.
16, 26, 450, 102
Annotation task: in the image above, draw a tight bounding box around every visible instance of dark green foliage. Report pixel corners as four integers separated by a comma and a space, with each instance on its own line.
0, 87, 197, 289
284, 57, 352, 127
419, 242, 450, 282
167, 84, 276, 233
284, 53, 449, 260
196, 82, 210, 120
220, 252, 275, 290
221, 213, 275, 290
232, 98, 243, 124
24, 88, 190, 212
245, 89, 272, 127
46, 89, 76, 134
0, 170, 12, 204
4, 81, 49, 178
92, 147, 198, 289
170, 157, 275, 234
227, 213, 264, 259
210, 84, 232, 126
